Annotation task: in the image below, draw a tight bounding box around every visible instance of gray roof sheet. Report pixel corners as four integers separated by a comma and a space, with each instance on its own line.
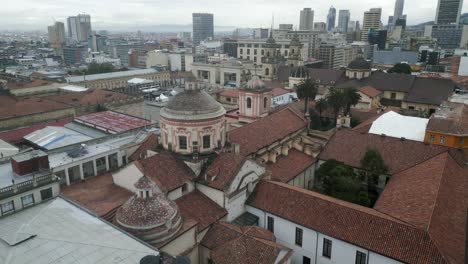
65, 69, 159, 83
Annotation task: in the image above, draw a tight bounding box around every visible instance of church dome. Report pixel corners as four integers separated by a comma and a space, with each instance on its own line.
348, 57, 371, 70
290, 66, 309, 78
116, 177, 183, 244
161, 89, 226, 121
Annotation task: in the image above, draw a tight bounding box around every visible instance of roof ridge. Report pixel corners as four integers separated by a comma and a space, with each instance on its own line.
426, 152, 450, 233
391, 149, 449, 175
265, 180, 412, 225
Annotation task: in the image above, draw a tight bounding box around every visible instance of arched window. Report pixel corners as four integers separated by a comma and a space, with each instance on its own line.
265, 68, 270, 76
247, 97, 252, 108
264, 97, 268, 108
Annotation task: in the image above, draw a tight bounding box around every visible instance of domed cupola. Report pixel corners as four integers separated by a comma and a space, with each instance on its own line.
244, 75, 267, 90
159, 80, 226, 155
115, 176, 183, 245
290, 66, 309, 78
346, 56, 372, 80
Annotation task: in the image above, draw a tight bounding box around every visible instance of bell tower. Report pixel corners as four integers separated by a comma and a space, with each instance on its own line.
287, 32, 303, 68
262, 31, 282, 81
238, 75, 272, 123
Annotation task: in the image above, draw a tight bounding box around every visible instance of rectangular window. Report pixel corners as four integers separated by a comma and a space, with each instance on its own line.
179, 136, 187, 150
459, 137, 465, 144
355, 251, 367, 264
203, 135, 211, 149
267, 216, 274, 233
295, 227, 303, 246
40, 187, 53, 201
440, 136, 446, 144
21, 194, 34, 207
240, 48, 243, 54
322, 238, 332, 258
254, 49, 257, 55
430, 134, 435, 142
303, 256, 311, 264
261, 49, 265, 55
247, 49, 250, 55
1, 201, 14, 215
390, 92, 396, 99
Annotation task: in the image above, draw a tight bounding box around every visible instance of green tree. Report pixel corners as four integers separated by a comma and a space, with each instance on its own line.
315, 98, 328, 118
388, 63, 412, 74
342, 87, 361, 115
296, 78, 318, 116
360, 149, 388, 192
325, 88, 346, 119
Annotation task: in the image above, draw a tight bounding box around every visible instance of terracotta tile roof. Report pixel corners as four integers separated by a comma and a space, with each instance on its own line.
266, 149, 316, 183
205, 152, 246, 190
129, 133, 159, 161
366, 71, 415, 93
271, 87, 290, 97
375, 151, 468, 264
229, 107, 308, 157
45, 89, 131, 107
359, 86, 382, 98
247, 181, 447, 264
134, 152, 194, 193
0, 97, 73, 120
219, 89, 240, 98
175, 191, 227, 231
308, 68, 345, 83
0, 117, 73, 142
427, 102, 468, 135
61, 173, 133, 217
201, 221, 292, 264
319, 129, 448, 174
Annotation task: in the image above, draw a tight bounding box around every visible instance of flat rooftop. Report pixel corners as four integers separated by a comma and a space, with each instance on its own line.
65, 68, 159, 83
0, 197, 158, 264
75, 111, 152, 134
24, 126, 92, 150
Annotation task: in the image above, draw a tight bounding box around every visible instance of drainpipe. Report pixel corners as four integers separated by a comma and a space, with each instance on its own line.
314, 230, 319, 264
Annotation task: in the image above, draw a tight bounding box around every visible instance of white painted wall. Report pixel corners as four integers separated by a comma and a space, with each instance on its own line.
246, 205, 402, 264
112, 163, 144, 193
196, 183, 224, 208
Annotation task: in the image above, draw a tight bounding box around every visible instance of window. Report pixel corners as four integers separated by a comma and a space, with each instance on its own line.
265, 68, 270, 76
262, 49, 265, 55
440, 136, 446, 144
295, 227, 303, 246
179, 136, 187, 150
254, 49, 257, 55
264, 97, 268, 108
1, 201, 14, 215
355, 251, 367, 264
247, 49, 250, 55
240, 48, 243, 54
409, 106, 415, 110
303, 256, 311, 264
267, 216, 274, 232
390, 92, 396, 99
247, 56, 250, 60
40, 188, 53, 200
460, 137, 465, 144
322, 238, 332, 258
430, 134, 435, 142
247, 97, 252, 108
21, 194, 34, 207
182, 183, 188, 193
203, 135, 211, 149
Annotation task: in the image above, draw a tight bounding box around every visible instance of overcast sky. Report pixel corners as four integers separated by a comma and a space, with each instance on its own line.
0, 0, 467, 31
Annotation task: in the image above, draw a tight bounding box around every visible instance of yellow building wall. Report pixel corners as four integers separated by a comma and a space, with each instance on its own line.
424, 131, 468, 148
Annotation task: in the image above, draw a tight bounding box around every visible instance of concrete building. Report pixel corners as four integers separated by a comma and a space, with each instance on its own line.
314, 22, 327, 32
436, 0, 463, 24
317, 44, 353, 69
361, 8, 382, 42
193, 13, 214, 45
429, 24, 468, 49
253, 28, 269, 39
373, 47, 418, 65
112, 43, 145, 66
327, 6, 337, 31
47, 22, 65, 50
146, 50, 169, 68
67, 14, 92, 42
63, 45, 86, 65
299, 8, 314, 31
337, 10, 350, 33
393, 0, 405, 24
168, 52, 194, 72
192, 59, 259, 87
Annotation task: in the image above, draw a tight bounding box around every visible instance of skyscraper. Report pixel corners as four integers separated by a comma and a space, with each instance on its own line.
435, 0, 464, 24
361, 8, 382, 42
327, 7, 337, 31
67, 14, 92, 42
48, 22, 66, 46
338, 10, 351, 33
192, 13, 214, 45
299, 8, 314, 31
393, 0, 405, 24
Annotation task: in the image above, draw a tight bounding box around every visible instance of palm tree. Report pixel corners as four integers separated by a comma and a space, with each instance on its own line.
315, 98, 328, 118
296, 78, 318, 117
325, 88, 346, 119
342, 87, 361, 115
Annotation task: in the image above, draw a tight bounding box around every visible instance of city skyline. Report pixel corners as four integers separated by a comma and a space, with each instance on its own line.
1, 0, 468, 31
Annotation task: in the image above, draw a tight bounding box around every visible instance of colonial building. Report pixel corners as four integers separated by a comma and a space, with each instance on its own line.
238, 76, 272, 123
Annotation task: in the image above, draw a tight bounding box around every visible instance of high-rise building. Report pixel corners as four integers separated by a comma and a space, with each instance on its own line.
299, 8, 314, 31
393, 0, 405, 24
48, 22, 66, 47
361, 8, 382, 42
338, 10, 351, 33
67, 14, 92, 42
192, 13, 214, 45
327, 7, 337, 31
435, 0, 463, 24
314, 22, 327, 32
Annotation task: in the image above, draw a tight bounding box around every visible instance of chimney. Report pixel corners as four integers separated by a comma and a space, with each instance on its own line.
11, 150, 49, 176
